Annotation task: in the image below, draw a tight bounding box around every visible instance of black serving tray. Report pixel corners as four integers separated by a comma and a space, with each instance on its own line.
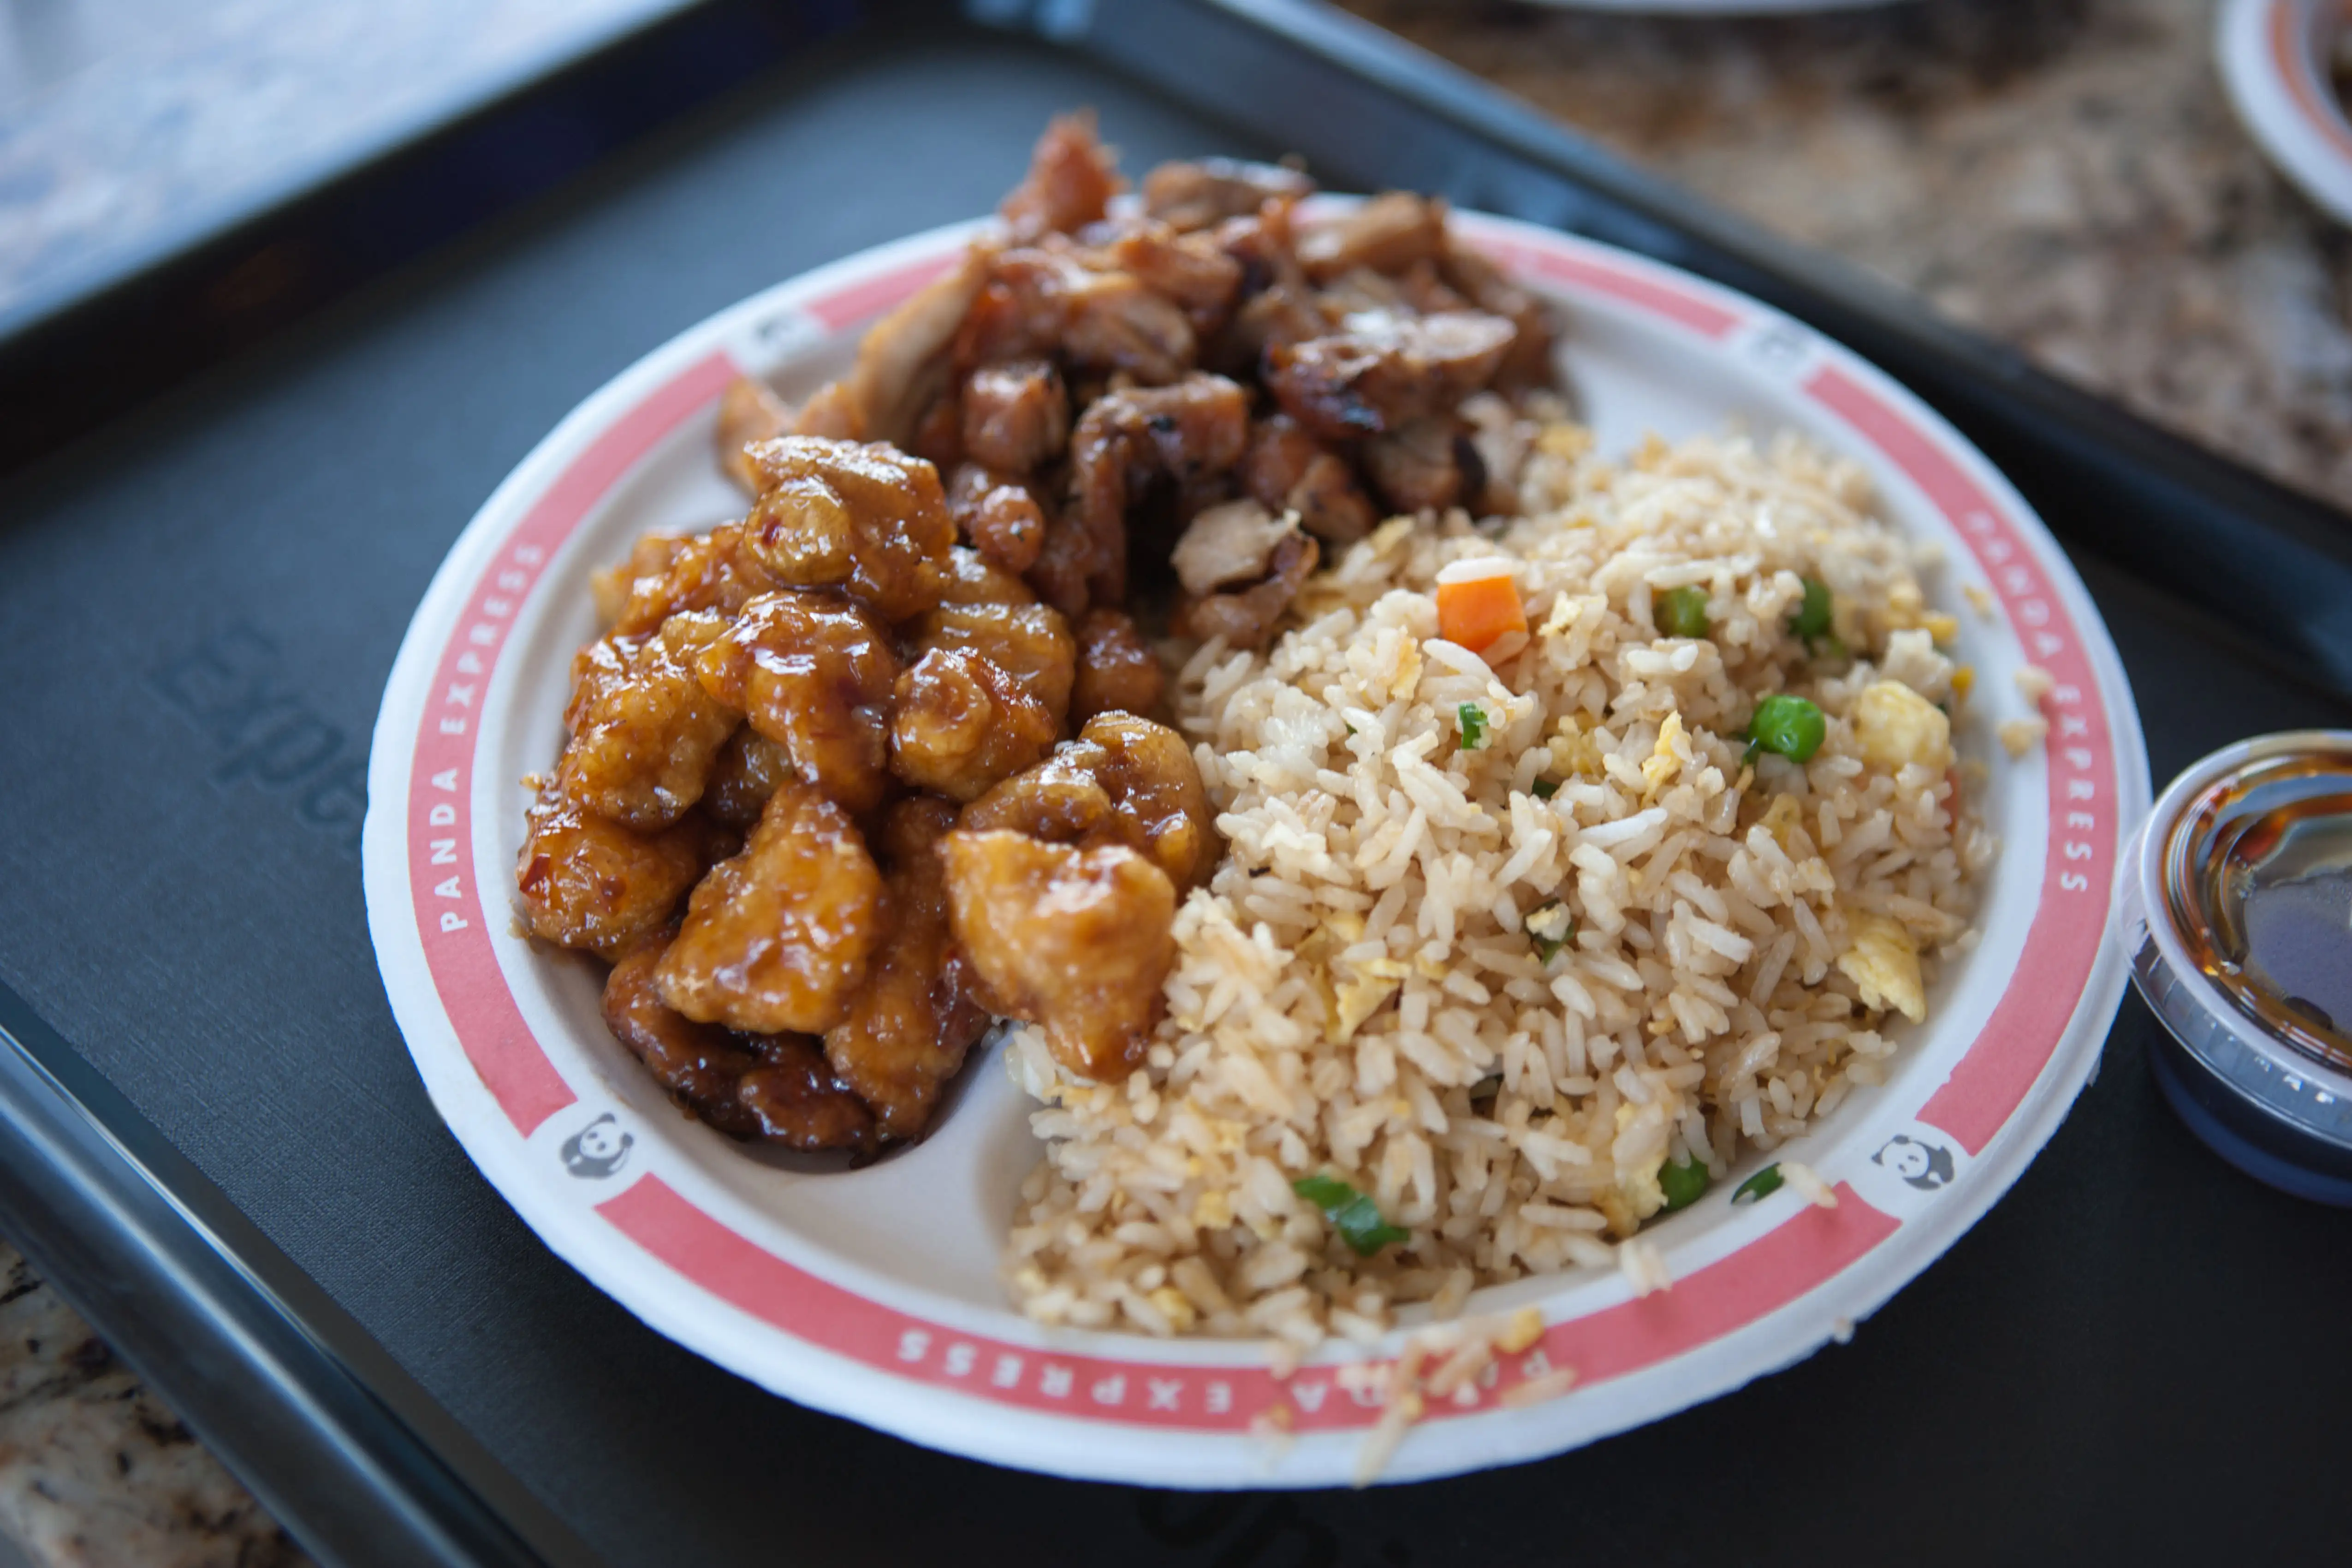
2, 4, 2350, 1565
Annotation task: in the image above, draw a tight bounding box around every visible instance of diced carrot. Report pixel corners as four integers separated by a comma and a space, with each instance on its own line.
1436, 573, 1526, 659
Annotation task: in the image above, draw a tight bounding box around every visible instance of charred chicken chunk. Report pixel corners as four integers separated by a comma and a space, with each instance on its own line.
516, 788, 706, 959
962, 712, 1217, 891
695, 590, 900, 814
1438, 240, 1555, 388
1239, 413, 1376, 544
890, 648, 1059, 802
1001, 112, 1123, 241
1361, 416, 1479, 515
1178, 530, 1320, 651
778, 244, 998, 452
823, 798, 992, 1138
940, 831, 1176, 1081
1068, 373, 1252, 607
1068, 608, 1165, 725
1102, 222, 1245, 339
1264, 309, 1518, 441
1141, 157, 1314, 233
605, 522, 782, 638
740, 437, 954, 622
960, 361, 1069, 474
1171, 499, 1300, 598
555, 613, 739, 830
656, 782, 886, 1035
717, 377, 793, 494
946, 463, 1047, 576
906, 599, 1075, 723
1296, 191, 1447, 282
968, 248, 1197, 386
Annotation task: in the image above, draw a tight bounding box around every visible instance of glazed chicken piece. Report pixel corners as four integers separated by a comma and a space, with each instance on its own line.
823, 797, 992, 1139
737, 1033, 880, 1150
603, 939, 766, 1138
1001, 112, 1123, 241
1179, 531, 1320, 651
702, 728, 794, 830
516, 787, 707, 959
694, 590, 900, 814
606, 944, 877, 1148
555, 613, 739, 830
905, 599, 1075, 723
934, 543, 1040, 606
656, 782, 886, 1035
1068, 608, 1165, 725
739, 437, 955, 623
960, 360, 1069, 474
946, 462, 1047, 576
1295, 191, 1447, 282
890, 648, 1059, 802
717, 376, 793, 494
1066, 373, 1252, 607
962, 712, 1217, 891
604, 522, 782, 638
939, 831, 1176, 1081
1140, 157, 1313, 233
1265, 309, 1519, 440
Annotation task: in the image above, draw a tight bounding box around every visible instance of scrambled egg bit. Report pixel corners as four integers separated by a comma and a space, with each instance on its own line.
1851, 680, 1953, 772
1837, 911, 1927, 1022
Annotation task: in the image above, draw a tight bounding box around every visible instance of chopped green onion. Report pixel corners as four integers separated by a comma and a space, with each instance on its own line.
1530, 778, 1559, 800
1655, 585, 1711, 640
1731, 1164, 1785, 1205
1660, 1155, 1711, 1212
1746, 694, 1826, 764
1292, 1174, 1411, 1257
1458, 703, 1488, 750
1526, 900, 1574, 964
1791, 577, 1834, 641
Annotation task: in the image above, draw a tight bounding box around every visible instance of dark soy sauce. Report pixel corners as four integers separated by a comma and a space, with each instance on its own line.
2180, 755, 2352, 1070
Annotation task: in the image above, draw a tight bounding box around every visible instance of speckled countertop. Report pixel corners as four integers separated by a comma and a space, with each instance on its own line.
1, 0, 2346, 1562
0, 1245, 306, 1568
1343, 0, 2352, 510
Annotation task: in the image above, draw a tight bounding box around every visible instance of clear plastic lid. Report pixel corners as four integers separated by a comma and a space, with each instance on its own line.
2120, 731, 2352, 1203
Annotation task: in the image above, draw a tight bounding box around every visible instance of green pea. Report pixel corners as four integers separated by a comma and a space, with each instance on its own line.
1655, 585, 1711, 640
1791, 577, 1833, 641
1660, 1155, 1711, 1212
1747, 694, 1826, 764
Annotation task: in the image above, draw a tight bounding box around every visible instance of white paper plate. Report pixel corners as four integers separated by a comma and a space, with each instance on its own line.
363, 209, 2147, 1487
2220, 0, 2352, 226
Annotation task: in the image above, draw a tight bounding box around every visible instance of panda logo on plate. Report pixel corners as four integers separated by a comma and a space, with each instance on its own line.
1872, 1134, 1956, 1192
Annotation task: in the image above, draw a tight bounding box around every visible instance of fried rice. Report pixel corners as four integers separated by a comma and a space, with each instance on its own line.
999, 420, 1994, 1348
